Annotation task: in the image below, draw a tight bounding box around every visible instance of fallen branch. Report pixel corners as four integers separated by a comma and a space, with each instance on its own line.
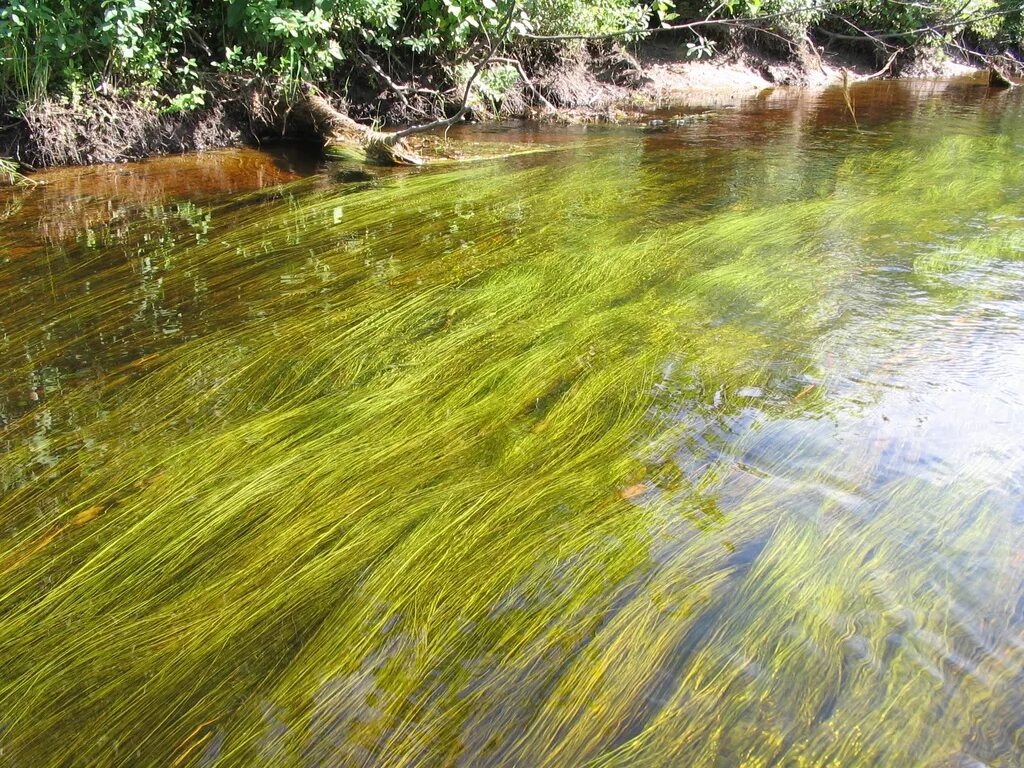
989, 64, 1018, 88
297, 1, 516, 164
299, 86, 424, 164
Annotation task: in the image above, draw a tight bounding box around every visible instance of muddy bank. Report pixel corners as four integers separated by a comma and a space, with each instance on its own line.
638, 41, 979, 96
0, 85, 283, 169
0, 38, 992, 173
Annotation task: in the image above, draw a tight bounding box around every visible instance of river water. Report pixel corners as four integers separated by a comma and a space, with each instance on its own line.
1, 78, 1024, 767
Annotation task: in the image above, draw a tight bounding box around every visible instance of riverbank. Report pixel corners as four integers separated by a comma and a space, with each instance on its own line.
2, 0, 1022, 174
2, 74, 1004, 216
0, 35, 1004, 174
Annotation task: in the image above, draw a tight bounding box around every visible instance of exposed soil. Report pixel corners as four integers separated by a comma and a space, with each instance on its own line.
1, 96, 247, 169
0, 38, 987, 174
592, 39, 982, 110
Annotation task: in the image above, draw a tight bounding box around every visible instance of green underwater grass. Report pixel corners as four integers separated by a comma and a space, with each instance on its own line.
1, 95, 1024, 766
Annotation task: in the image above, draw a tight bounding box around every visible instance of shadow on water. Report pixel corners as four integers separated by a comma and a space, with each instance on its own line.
1, 79, 1024, 767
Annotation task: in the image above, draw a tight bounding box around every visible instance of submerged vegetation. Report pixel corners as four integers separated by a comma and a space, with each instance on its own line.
1, 83, 1024, 765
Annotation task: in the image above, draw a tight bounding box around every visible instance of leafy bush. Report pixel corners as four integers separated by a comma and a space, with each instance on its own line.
0, 0, 654, 106
1, 0, 89, 102
226, 0, 400, 81
835, 0, 1001, 38
0, 0, 406, 103
0, 0, 196, 101
523, 0, 649, 36
1, 0, 1021, 114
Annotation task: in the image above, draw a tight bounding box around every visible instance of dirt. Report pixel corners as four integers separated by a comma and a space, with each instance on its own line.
0, 39, 986, 174
612, 40, 980, 110
505, 39, 984, 122
0, 96, 249, 169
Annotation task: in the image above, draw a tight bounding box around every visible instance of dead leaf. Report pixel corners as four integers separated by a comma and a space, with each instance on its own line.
619, 483, 648, 500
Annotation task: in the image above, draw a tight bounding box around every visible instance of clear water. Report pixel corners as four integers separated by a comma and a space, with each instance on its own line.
1, 79, 1024, 767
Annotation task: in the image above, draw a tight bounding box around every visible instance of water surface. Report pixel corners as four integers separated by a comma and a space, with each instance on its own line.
2, 78, 1024, 767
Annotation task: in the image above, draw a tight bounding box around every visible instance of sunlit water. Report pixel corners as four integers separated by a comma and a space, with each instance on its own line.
2, 79, 1024, 767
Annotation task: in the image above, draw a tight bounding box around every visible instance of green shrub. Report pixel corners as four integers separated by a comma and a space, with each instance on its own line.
522, 0, 649, 36
1, 0, 1021, 113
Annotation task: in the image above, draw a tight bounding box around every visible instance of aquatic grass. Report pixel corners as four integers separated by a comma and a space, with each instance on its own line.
2, 93, 1024, 766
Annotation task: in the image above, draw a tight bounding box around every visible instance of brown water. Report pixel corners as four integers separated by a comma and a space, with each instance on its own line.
2, 77, 1024, 767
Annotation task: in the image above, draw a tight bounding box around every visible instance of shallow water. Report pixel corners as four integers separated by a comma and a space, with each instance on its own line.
2, 78, 1024, 767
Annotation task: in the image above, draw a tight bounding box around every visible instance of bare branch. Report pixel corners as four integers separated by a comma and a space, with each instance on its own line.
521, 2, 1020, 47
836, 16, 901, 51
356, 51, 442, 101
357, 50, 412, 112
817, 7, 1017, 42
864, 47, 904, 79
802, 31, 830, 78
491, 56, 556, 112
387, 0, 518, 142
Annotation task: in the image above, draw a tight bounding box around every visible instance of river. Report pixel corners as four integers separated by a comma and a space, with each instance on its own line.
1, 77, 1023, 767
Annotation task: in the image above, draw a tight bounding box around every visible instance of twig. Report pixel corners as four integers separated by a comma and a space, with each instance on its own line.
387, 0, 518, 142
837, 16, 901, 52
841, 68, 859, 130
357, 50, 412, 111
864, 47, 904, 79
490, 56, 556, 111
356, 52, 443, 107
802, 31, 830, 78
186, 28, 212, 58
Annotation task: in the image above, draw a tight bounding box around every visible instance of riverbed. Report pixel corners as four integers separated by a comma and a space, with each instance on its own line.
2, 77, 1023, 767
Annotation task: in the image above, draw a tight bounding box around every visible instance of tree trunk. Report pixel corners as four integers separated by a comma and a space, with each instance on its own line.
299, 90, 424, 166
989, 65, 1018, 89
